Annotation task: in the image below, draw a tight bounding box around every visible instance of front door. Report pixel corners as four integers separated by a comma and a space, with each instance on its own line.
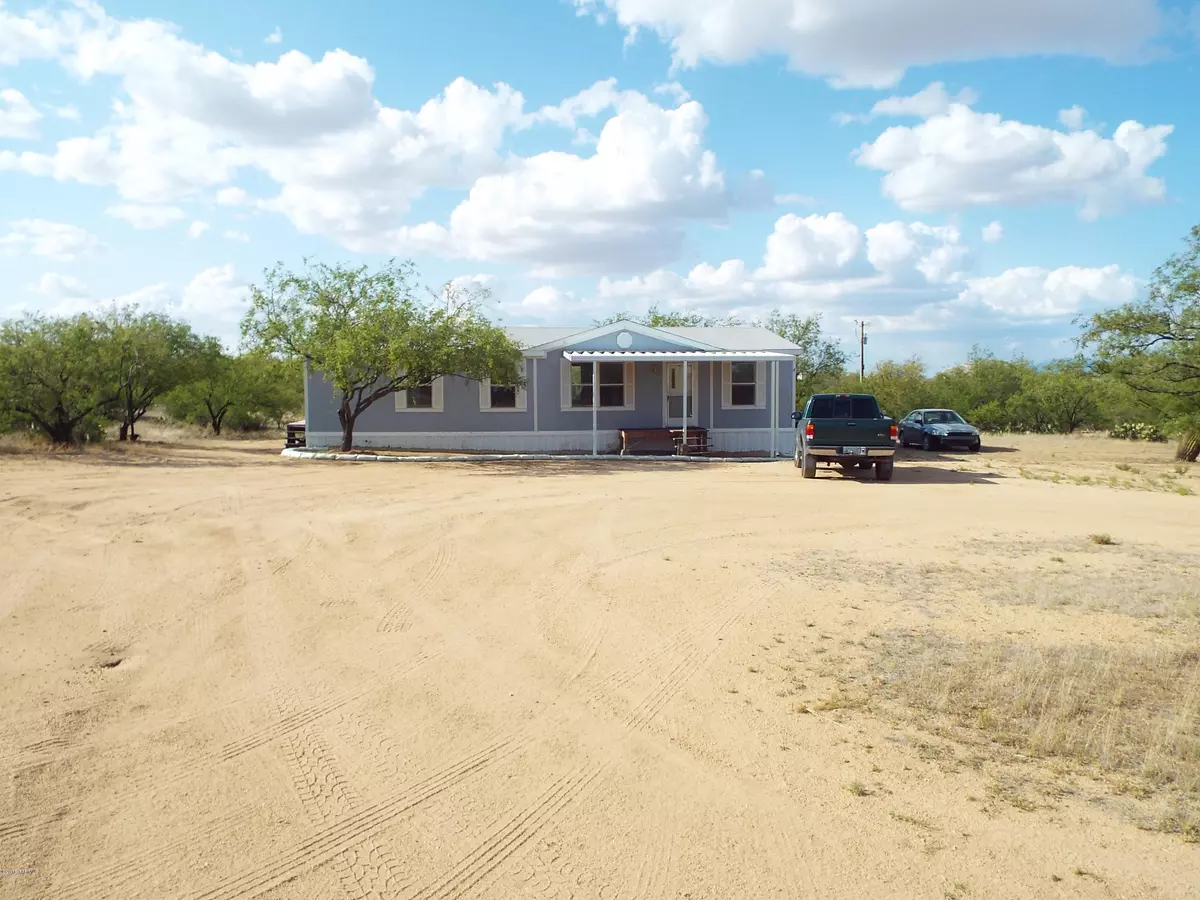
664, 363, 699, 426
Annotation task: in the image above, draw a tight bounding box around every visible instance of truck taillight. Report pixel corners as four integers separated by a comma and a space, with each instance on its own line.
889, 424, 898, 440
805, 422, 814, 439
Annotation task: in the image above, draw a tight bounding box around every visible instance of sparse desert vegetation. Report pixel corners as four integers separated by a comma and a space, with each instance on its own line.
1, 432, 1198, 898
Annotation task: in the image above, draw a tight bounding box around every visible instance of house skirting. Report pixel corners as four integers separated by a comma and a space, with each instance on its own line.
305, 429, 794, 455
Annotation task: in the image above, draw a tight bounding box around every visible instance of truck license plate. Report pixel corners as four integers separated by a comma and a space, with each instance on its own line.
842, 446, 867, 456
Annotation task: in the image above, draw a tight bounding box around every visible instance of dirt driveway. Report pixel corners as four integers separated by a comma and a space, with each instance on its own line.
1, 437, 1197, 899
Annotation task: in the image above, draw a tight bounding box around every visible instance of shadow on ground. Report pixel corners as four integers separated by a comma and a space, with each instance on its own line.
8, 442, 282, 469
805, 462, 1002, 486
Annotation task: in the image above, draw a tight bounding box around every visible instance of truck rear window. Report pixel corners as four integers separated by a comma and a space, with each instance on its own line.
808, 396, 881, 418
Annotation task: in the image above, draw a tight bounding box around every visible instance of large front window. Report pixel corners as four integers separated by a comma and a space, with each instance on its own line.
406, 384, 434, 408
571, 362, 626, 408
729, 362, 757, 407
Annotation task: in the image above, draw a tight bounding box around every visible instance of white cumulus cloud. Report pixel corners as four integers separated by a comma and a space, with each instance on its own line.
0, 218, 102, 260
0, 87, 41, 138
1058, 105, 1087, 130
389, 92, 741, 275
187, 220, 209, 239
855, 102, 1172, 219
572, 0, 1163, 88
35, 272, 89, 299
981, 221, 1004, 243
106, 203, 187, 229
265, 26, 282, 45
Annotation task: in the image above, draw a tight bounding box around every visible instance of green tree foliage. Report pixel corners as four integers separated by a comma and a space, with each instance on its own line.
164, 342, 302, 435
104, 306, 203, 441
1083, 225, 1200, 460
762, 311, 848, 400
593, 304, 740, 327
1020, 359, 1108, 434
0, 314, 120, 445
831, 358, 931, 420
242, 259, 523, 451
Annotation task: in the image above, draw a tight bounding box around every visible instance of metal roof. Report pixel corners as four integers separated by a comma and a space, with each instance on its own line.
503, 321, 803, 353
562, 350, 796, 362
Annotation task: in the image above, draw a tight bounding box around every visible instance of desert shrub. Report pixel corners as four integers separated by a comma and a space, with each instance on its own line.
1110, 422, 1167, 442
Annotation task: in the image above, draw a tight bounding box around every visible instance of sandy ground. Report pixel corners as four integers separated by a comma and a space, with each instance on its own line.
1, 434, 1197, 900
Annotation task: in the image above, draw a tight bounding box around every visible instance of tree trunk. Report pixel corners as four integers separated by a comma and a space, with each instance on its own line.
211, 418, 223, 436
338, 398, 356, 451
1177, 433, 1200, 463
118, 422, 129, 441
46, 420, 77, 446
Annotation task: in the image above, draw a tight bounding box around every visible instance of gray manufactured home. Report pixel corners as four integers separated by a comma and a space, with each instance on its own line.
303, 320, 800, 455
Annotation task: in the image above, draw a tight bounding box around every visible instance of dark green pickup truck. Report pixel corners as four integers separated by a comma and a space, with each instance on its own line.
791, 393, 898, 481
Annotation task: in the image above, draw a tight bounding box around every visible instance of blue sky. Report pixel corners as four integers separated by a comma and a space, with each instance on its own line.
1, 0, 1197, 368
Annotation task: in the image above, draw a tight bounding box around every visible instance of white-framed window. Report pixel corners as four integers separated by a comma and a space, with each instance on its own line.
480, 360, 528, 412
560, 359, 635, 411
394, 376, 444, 412
721, 361, 766, 409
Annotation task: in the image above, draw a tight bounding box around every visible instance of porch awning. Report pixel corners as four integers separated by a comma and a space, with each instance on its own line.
561, 350, 795, 362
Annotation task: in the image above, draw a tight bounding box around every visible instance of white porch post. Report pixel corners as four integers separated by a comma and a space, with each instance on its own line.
532, 358, 539, 433
771, 360, 778, 457
591, 359, 599, 456
682, 359, 688, 451
302, 357, 310, 427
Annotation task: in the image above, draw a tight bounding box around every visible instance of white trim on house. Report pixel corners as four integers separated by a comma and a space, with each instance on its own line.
304, 428, 794, 455
479, 359, 528, 412
562, 350, 793, 361
529, 320, 720, 355
306, 430, 623, 453
394, 376, 444, 412
559, 358, 636, 412
720, 361, 768, 410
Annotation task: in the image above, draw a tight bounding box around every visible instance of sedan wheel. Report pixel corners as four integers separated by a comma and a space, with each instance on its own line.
922, 434, 935, 452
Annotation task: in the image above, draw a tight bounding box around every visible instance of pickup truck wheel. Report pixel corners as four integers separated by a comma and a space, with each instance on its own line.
794, 446, 802, 468
875, 458, 895, 481
801, 449, 817, 479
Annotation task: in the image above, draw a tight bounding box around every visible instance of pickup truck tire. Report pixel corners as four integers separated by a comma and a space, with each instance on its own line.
875, 458, 895, 481
794, 446, 802, 468
801, 448, 817, 479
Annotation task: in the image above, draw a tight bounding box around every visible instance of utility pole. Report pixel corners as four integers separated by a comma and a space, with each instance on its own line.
858, 320, 867, 382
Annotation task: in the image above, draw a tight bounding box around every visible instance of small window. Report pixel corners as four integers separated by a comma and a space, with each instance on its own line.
729, 362, 756, 407
489, 384, 517, 408
407, 384, 434, 408
571, 361, 626, 408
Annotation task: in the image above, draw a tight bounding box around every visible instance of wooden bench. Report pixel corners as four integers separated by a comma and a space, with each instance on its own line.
619, 427, 709, 456
285, 421, 306, 448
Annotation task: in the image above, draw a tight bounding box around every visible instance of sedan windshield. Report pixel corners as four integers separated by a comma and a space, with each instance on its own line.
925, 410, 966, 425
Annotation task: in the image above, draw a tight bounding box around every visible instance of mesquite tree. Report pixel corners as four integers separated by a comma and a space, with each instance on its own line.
241, 260, 523, 451
0, 314, 120, 445
1083, 225, 1200, 461
105, 307, 202, 441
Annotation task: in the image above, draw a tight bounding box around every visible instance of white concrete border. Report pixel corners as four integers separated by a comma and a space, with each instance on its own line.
281, 448, 777, 464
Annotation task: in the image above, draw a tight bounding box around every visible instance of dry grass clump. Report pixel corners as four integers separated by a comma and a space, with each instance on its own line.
990, 572, 1200, 620
874, 634, 1200, 837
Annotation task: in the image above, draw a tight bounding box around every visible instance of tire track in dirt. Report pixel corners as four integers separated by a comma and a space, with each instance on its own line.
378, 540, 455, 634
402, 762, 608, 900
390, 592, 756, 900
282, 719, 413, 899
186, 730, 535, 900
7, 652, 439, 849
620, 793, 677, 900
